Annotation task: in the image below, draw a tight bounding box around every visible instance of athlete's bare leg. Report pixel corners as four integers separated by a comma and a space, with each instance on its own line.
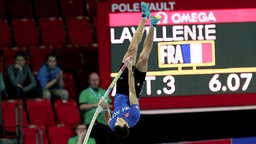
122, 19, 146, 65
122, 2, 150, 65
136, 15, 161, 72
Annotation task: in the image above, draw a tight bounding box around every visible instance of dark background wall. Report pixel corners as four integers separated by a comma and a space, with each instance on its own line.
114, 110, 256, 144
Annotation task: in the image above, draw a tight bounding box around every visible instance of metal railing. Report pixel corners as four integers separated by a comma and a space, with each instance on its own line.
35, 129, 44, 144
15, 103, 23, 144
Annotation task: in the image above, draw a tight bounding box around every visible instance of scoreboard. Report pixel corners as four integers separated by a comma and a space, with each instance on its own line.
109, 9, 256, 96
97, 0, 256, 111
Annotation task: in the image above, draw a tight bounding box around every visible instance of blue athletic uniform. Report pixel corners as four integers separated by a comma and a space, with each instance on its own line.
109, 94, 140, 131
109, 63, 146, 131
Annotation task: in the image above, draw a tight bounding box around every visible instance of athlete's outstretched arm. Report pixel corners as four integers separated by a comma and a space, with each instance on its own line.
128, 59, 139, 105
99, 98, 111, 125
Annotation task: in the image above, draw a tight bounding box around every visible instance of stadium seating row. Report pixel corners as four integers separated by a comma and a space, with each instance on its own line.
0, 0, 97, 19
0, 16, 93, 48
23, 124, 75, 144
0, 46, 92, 73
2, 98, 81, 143
0, 46, 98, 99
0, 44, 98, 73
0, 1, 100, 142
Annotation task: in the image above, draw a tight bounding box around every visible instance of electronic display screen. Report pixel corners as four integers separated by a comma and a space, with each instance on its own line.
109, 9, 256, 97
98, 1, 256, 110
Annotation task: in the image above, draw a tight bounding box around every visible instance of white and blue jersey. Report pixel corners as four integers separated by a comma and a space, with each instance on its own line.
109, 93, 140, 131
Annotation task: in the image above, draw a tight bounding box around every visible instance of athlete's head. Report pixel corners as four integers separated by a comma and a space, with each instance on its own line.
114, 117, 129, 139
88, 72, 100, 89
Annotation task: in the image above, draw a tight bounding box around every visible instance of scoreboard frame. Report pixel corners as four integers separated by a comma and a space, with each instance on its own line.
97, 0, 256, 111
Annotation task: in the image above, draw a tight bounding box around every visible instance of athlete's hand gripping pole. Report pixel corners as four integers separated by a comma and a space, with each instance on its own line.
83, 56, 132, 144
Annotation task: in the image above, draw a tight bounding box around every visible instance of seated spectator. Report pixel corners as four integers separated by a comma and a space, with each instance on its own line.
36, 53, 69, 101
0, 72, 8, 99
68, 123, 96, 144
79, 72, 114, 144
6, 51, 40, 99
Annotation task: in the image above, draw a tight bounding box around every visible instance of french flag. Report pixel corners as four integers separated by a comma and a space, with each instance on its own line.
181, 43, 213, 64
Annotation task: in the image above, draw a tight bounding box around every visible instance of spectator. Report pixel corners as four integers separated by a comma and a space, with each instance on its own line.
68, 123, 96, 144
79, 72, 113, 144
37, 53, 68, 101
0, 72, 8, 99
6, 51, 39, 99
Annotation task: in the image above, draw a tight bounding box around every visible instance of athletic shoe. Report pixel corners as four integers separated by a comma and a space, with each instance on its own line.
141, 2, 150, 19
150, 15, 161, 27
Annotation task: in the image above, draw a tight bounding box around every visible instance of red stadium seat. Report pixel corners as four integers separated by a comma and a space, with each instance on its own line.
39, 17, 67, 47
8, 0, 33, 18
54, 99, 81, 126
47, 124, 75, 144
29, 47, 53, 73
0, 0, 6, 18
2, 47, 28, 69
0, 59, 3, 73
86, 0, 97, 17
23, 125, 49, 144
93, 16, 98, 34
34, 0, 59, 17
76, 69, 90, 92
66, 16, 93, 46
0, 20, 11, 48
83, 45, 99, 72
12, 18, 39, 47
55, 47, 84, 72
63, 73, 78, 100
26, 98, 56, 126
60, 0, 85, 17
1, 100, 28, 135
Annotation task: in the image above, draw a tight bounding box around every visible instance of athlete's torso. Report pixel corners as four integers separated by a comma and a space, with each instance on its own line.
109, 94, 140, 131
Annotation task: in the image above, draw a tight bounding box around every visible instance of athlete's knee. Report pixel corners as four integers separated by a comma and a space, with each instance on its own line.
127, 44, 138, 53
138, 54, 149, 64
